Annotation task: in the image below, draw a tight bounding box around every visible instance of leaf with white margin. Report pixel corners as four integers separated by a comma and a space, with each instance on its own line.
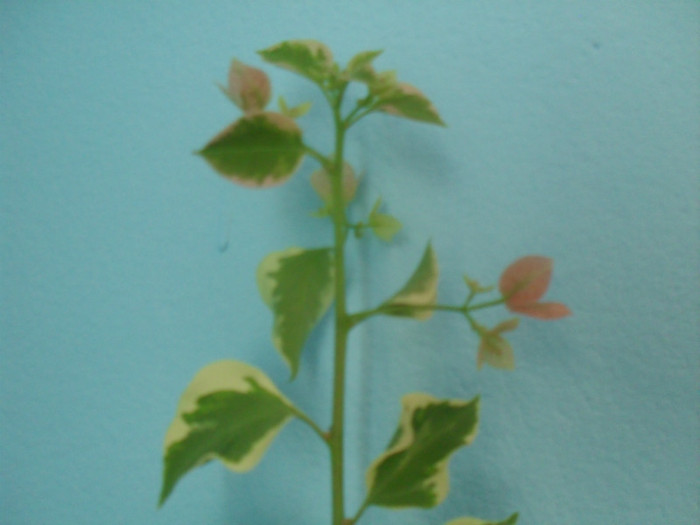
377, 82, 446, 126
160, 361, 296, 505
382, 243, 438, 320
198, 112, 305, 188
365, 393, 480, 508
257, 247, 334, 378
258, 40, 334, 83
446, 513, 519, 525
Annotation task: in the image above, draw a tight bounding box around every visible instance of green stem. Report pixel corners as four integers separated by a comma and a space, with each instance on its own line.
303, 143, 332, 168
288, 405, 328, 445
468, 296, 506, 312
329, 85, 350, 525
347, 500, 370, 525
348, 297, 507, 328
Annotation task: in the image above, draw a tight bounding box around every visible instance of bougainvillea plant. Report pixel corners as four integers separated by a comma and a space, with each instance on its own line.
159, 40, 570, 525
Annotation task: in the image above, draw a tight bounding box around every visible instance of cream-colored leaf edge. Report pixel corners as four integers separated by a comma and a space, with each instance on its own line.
365, 392, 479, 507
256, 247, 335, 372
385, 243, 439, 320
163, 360, 295, 472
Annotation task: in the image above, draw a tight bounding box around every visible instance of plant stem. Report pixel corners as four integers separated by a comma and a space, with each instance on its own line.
329, 86, 350, 525
348, 297, 507, 327
289, 405, 329, 444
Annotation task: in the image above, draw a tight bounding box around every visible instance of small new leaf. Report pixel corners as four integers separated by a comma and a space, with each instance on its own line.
368, 199, 402, 242
160, 361, 296, 506
258, 40, 334, 83
382, 243, 439, 319
499, 256, 571, 319
365, 393, 480, 508
446, 513, 519, 525
476, 318, 520, 371
278, 95, 312, 119
256, 248, 335, 378
345, 50, 383, 82
198, 112, 305, 187
463, 274, 494, 295
225, 59, 271, 114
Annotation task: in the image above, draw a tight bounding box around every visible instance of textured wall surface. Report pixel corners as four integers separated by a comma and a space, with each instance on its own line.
1, 2, 698, 524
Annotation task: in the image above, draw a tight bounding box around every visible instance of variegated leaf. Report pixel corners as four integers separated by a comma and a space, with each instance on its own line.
258, 39, 334, 83
198, 112, 305, 187
160, 361, 296, 505
256, 247, 334, 378
382, 243, 438, 319
365, 393, 480, 508
377, 82, 445, 126
446, 513, 519, 525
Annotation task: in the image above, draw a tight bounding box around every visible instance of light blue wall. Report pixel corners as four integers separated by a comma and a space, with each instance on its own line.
1, 2, 698, 524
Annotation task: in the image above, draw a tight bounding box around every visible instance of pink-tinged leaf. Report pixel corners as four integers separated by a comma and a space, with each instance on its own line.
508, 302, 571, 320
198, 112, 304, 188
499, 256, 552, 305
309, 162, 357, 204
499, 256, 570, 320
226, 59, 271, 114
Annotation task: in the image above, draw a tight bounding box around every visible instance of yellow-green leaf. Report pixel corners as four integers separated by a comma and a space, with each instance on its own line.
256, 247, 334, 378
365, 393, 480, 508
258, 39, 334, 83
278, 95, 312, 119
476, 318, 520, 371
377, 82, 445, 126
198, 112, 304, 187
382, 243, 439, 319
344, 49, 383, 82
446, 513, 519, 525
368, 198, 402, 242
160, 361, 296, 505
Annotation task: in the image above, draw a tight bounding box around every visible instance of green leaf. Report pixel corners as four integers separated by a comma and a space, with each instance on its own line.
446, 513, 519, 525
278, 95, 312, 119
345, 49, 383, 81
160, 361, 296, 506
377, 82, 446, 126
365, 393, 480, 508
198, 112, 305, 187
382, 242, 439, 320
256, 247, 335, 377
367, 70, 399, 97
368, 198, 402, 242
258, 39, 334, 83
